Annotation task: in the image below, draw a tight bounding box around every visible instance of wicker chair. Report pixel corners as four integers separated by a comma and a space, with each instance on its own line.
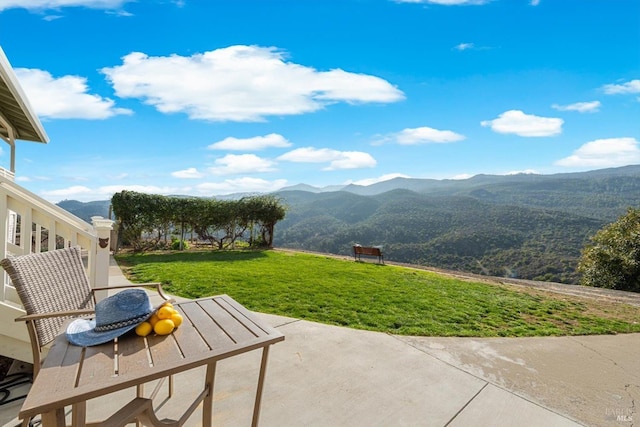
1, 246, 173, 426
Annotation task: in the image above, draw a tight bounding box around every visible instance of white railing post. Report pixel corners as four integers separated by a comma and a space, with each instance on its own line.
91, 216, 114, 302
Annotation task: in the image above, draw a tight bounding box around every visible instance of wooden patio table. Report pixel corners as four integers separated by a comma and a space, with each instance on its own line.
18, 294, 285, 426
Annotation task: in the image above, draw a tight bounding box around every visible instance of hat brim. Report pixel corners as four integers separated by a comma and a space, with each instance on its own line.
66, 315, 150, 347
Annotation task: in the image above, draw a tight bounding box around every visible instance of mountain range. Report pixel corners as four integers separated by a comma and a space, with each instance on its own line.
57, 165, 640, 284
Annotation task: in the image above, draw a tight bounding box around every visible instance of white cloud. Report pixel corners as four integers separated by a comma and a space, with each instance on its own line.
278, 147, 376, 170
208, 154, 277, 176
481, 110, 563, 137
551, 101, 600, 113
208, 133, 292, 151
377, 126, 465, 145
530, 0, 540, 5
451, 173, 473, 180
277, 147, 340, 163
347, 173, 411, 186
99, 185, 187, 197
108, 9, 132, 17
454, 43, 475, 51
555, 137, 640, 168
107, 172, 128, 180
602, 79, 640, 95
15, 68, 132, 119
101, 46, 404, 122
0, 0, 132, 11
64, 175, 90, 182
395, 0, 489, 5
325, 152, 377, 171
195, 177, 287, 195
40, 185, 93, 198
18, 175, 52, 182
171, 167, 205, 179
39, 183, 191, 202
504, 169, 538, 175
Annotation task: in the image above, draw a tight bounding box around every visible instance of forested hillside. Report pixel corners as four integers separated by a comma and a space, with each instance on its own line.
57, 165, 640, 284
273, 190, 604, 284
338, 165, 640, 222
57, 199, 111, 221
273, 166, 640, 284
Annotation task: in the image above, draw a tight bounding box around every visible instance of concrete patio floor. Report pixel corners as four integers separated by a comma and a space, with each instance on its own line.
1, 258, 638, 427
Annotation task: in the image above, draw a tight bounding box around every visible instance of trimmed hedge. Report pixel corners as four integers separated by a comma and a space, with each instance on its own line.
111, 191, 286, 252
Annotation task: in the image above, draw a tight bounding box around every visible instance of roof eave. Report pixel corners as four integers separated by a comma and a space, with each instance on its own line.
0, 46, 49, 144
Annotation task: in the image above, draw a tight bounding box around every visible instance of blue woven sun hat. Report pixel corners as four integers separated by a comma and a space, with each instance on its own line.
66, 288, 153, 347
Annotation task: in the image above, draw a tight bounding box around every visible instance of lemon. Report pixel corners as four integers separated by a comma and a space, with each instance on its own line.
170, 313, 183, 328
154, 319, 175, 335
148, 313, 160, 327
162, 302, 174, 308
135, 321, 152, 337
157, 306, 175, 320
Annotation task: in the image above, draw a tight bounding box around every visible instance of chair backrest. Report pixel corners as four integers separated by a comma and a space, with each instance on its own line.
1, 246, 95, 349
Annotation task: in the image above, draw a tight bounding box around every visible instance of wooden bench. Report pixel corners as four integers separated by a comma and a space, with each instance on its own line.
353, 245, 384, 264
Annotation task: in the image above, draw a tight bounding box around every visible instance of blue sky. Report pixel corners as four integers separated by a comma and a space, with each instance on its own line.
1, 0, 639, 203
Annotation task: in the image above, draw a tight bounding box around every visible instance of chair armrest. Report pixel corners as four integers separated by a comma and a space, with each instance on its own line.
15, 309, 95, 323
92, 282, 171, 301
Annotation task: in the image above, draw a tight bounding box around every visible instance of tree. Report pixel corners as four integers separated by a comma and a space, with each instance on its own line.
193, 199, 239, 250
111, 191, 159, 252
111, 191, 287, 251
578, 207, 640, 292
252, 195, 287, 247
170, 197, 199, 250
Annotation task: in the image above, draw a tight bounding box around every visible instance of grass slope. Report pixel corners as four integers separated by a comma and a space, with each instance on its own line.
115, 250, 640, 337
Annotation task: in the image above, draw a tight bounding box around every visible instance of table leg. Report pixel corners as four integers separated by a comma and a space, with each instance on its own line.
252, 346, 271, 427
136, 384, 144, 427
72, 401, 87, 426
202, 361, 216, 427
40, 408, 66, 426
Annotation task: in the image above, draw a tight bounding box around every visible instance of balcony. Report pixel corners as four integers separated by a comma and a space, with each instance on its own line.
0, 172, 112, 363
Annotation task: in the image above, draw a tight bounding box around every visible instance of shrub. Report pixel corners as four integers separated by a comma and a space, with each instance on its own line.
171, 238, 189, 251
579, 208, 640, 292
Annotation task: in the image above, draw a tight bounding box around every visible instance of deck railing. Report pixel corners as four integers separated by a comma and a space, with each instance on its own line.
0, 169, 112, 361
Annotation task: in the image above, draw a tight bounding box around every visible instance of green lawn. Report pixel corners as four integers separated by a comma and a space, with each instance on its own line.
115, 249, 640, 337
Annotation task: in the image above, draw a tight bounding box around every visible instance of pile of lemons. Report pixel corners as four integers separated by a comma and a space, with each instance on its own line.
135, 302, 184, 337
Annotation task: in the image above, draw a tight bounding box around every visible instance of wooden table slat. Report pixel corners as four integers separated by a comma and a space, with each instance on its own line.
171, 305, 210, 358
145, 332, 184, 367
214, 296, 271, 338
117, 333, 152, 376
25, 333, 79, 409
217, 295, 281, 337
54, 343, 85, 393
179, 300, 235, 349
76, 343, 117, 388
197, 298, 256, 343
